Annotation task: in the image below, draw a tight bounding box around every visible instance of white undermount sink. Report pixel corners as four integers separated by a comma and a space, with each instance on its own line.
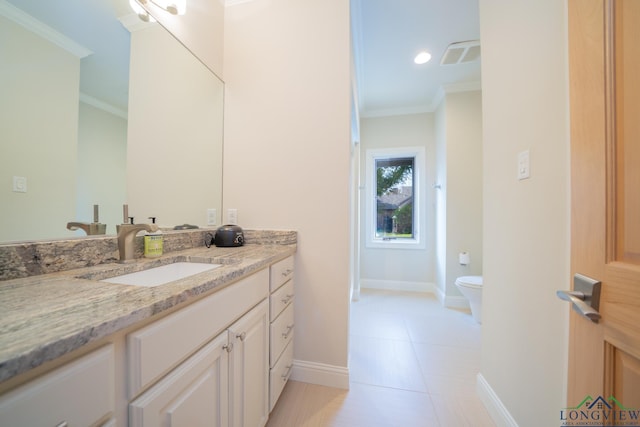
101, 262, 222, 287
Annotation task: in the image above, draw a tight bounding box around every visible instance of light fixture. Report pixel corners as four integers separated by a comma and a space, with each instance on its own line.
414, 51, 432, 65
129, 0, 156, 22
130, 0, 186, 22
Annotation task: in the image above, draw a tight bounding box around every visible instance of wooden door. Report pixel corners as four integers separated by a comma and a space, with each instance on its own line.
568, 0, 640, 419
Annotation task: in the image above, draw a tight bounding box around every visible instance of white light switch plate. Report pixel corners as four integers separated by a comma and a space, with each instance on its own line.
227, 208, 237, 225
12, 176, 27, 193
207, 209, 217, 226
518, 150, 530, 180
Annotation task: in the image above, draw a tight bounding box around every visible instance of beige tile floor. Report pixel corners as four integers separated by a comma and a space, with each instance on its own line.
266, 289, 496, 427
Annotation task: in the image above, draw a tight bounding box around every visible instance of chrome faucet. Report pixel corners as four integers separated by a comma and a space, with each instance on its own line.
117, 223, 159, 262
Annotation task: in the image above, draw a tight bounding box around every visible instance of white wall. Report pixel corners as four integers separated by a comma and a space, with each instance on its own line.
359, 113, 436, 290
123, 0, 224, 79
478, 0, 569, 425
443, 91, 483, 300
433, 91, 483, 305
0, 15, 79, 242
434, 100, 447, 295
223, 0, 351, 387
127, 24, 224, 228
76, 102, 127, 235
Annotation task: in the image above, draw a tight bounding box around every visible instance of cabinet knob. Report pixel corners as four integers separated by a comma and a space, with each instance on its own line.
236, 332, 247, 341
223, 343, 233, 353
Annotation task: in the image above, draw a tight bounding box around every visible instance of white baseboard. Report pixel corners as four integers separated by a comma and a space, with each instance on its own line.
476, 373, 519, 427
290, 359, 349, 389
434, 286, 470, 309
360, 279, 434, 293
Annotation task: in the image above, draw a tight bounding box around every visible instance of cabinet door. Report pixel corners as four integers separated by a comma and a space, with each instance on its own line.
129, 333, 229, 427
0, 345, 114, 427
228, 300, 269, 427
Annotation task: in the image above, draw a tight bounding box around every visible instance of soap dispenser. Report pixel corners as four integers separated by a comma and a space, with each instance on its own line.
144, 217, 163, 258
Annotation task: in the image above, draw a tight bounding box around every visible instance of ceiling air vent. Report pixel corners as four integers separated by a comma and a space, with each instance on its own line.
440, 40, 481, 65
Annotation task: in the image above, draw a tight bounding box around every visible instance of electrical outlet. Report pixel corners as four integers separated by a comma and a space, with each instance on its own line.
227, 208, 238, 225
207, 209, 217, 226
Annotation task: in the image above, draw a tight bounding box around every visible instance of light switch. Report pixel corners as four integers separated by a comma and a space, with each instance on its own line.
518, 150, 530, 180
227, 208, 238, 225
12, 176, 27, 193
207, 209, 217, 226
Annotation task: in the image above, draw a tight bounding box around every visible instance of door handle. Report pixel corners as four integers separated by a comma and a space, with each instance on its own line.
557, 273, 601, 323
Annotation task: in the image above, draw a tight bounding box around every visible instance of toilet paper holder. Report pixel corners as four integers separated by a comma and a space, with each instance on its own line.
459, 252, 470, 266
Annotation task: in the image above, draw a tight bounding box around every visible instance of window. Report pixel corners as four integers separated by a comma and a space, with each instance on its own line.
365, 147, 426, 249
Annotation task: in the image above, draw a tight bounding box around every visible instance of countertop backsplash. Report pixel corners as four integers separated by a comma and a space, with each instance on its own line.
0, 228, 297, 281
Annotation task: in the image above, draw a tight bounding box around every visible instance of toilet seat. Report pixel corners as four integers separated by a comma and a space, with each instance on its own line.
455, 275, 483, 289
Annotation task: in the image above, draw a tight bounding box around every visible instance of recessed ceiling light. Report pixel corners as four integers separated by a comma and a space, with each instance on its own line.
414, 51, 432, 65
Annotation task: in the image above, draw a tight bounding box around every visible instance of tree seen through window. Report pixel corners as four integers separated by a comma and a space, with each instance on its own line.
375, 157, 414, 239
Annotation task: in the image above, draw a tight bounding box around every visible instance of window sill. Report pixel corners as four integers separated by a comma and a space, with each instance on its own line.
365, 238, 426, 250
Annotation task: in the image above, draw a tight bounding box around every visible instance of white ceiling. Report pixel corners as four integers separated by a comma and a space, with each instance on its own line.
351, 0, 481, 118
5, 0, 480, 119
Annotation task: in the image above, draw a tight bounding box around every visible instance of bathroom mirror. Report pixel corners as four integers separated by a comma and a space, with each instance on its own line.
0, 0, 224, 243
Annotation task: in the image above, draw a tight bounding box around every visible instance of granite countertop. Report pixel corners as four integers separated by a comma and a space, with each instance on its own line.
0, 242, 296, 385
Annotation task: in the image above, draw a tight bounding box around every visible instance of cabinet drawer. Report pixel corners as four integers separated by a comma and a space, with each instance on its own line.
269, 256, 294, 292
270, 303, 294, 366
269, 339, 294, 412
0, 345, 114, 426
128, 269, 269, 397
270, 278, 294, 321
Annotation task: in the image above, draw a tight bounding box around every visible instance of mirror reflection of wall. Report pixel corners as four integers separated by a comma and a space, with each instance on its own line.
0, 0, 224, 243
126, 23, 224, 229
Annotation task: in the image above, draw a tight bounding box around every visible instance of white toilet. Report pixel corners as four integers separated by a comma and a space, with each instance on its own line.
455, 276, 483, 323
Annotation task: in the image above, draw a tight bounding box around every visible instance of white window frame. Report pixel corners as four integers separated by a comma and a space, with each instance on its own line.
365, 146, 426, 250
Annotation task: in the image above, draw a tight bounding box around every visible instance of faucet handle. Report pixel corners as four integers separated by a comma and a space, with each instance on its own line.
128, 216, 134, 225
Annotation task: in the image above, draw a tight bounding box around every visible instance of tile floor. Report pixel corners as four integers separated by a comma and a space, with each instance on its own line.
266, 289, 496, 426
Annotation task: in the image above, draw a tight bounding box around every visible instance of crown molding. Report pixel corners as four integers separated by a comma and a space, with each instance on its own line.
80, 93, 128, 120
0, 0, 92, 58
360, 104, 433, 118
430, 81, 482, 110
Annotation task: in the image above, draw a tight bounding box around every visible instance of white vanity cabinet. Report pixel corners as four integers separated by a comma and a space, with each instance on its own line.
0, 344, 115, 427
268, 256, 295, 411
128, 269, 270, 427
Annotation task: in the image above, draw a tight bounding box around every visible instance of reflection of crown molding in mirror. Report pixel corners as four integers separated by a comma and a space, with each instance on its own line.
80, 93, 128, 119
0, 0, 92, 58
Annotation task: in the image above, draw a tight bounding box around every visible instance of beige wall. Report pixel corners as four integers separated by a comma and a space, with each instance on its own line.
434, 99, 447, 295
127, 24, 224, 228
126, 0, 224, 79
478, 0, 569, 425
359, 113, 436, 289
0, 16, 79, 242
442, 91, 483, 301
76, 102, 127, 235
223, 0, 351, 387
